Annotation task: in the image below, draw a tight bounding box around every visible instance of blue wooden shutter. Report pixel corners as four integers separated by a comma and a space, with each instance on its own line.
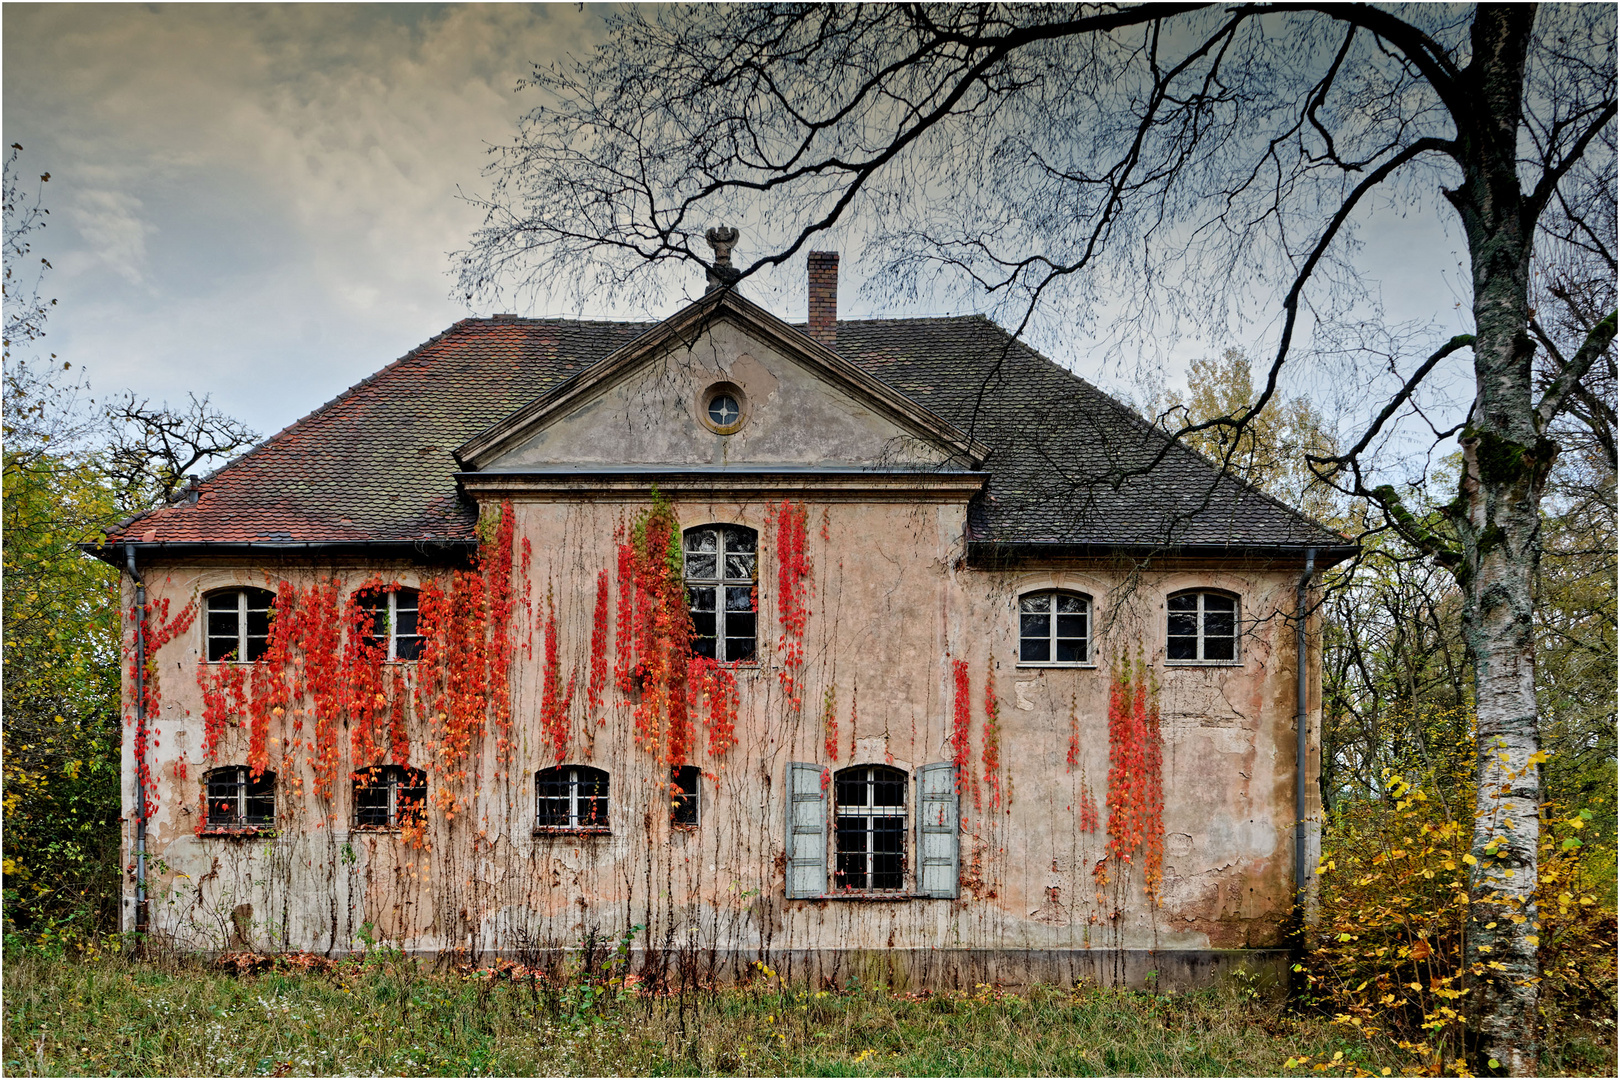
915, 762, 959, 898
785, 761, 828, 898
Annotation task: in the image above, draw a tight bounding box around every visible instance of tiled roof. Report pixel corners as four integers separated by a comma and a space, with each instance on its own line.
105, 312, 1344, 554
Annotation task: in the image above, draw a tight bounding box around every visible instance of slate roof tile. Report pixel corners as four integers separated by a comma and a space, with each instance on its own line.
106, 313, 1344, 553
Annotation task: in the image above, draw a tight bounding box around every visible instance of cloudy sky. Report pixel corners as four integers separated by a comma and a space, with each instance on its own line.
4, 3, 1472, 449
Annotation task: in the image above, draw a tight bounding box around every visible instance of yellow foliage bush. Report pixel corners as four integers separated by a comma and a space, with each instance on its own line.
1298, 709, 1616, 1077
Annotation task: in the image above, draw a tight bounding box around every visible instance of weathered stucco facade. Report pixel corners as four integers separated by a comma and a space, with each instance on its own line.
108, 272, 1343, 987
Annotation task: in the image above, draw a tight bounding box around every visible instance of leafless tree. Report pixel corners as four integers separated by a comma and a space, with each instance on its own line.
458, 5, 1617, 1070
103, 391, 259, 513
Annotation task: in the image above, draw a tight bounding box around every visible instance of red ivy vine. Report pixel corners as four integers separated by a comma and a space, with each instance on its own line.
951, 659, 974, 805
1103, 653, 1164, 898
539, 591, 576, 763
769, 499, 811, 708
983, 659, 1002, 811
130, 595, 198, 820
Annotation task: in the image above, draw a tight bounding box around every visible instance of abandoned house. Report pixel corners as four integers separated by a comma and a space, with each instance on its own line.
97, 248, 1352, 987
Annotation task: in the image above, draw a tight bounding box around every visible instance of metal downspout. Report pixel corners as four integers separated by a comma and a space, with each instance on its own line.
1295, 548, 1317, 923
124, 543, 148, 936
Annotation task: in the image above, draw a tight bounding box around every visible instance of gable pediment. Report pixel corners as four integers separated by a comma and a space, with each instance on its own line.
456, 291, 988, 473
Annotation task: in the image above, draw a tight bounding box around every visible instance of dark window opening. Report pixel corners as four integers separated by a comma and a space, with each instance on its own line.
206, 588, 276, 662
1168, 591, 1239, 662
355, 586, 422, 661
353, 764, 426, 829
204, 766, 276, 829
671, 764, 700, 826
536, 765, 610, 831
834, 765, 907, 891
1018, 591, 1090, 664
684, 525, 757, 662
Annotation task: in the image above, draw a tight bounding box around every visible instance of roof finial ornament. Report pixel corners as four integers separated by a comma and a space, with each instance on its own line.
704, 226, 742, 293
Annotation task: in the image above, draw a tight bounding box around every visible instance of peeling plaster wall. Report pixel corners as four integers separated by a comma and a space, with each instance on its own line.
119, 503, 1320, 970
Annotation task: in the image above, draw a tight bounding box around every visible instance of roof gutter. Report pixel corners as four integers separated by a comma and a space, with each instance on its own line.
81, 538, 480, 566
1295, 547, 1317, 934
124, 543, 149, 938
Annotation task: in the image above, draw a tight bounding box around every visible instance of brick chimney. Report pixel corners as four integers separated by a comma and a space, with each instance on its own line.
807, 251, 839, 347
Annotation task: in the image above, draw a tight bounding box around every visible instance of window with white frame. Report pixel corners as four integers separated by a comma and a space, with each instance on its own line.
684, 525, 757, 662
1018, 590, 1091, 664
205, 587, 276, 662
204, 766, 276, 829
353, 764, 427, 828
535, 765, 610, 832
834, 765, 908, 891
356, 586, 422, 661
1167, 590, 1239, 661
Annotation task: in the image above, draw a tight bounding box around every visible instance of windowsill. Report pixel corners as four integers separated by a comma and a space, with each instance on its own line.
1014, 662, 1098, 670
1162, 659, 1243, 667
198, 825, 276, 838
670, 822, 699, 832
812, 892, 926, 901
532, 827, 611, 837
351, 823, 419, 833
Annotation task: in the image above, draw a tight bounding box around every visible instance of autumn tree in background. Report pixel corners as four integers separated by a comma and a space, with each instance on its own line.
458, 6, 1616, 1071
2, 145, 258, 940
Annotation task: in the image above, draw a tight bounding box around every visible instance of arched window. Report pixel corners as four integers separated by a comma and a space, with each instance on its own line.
1018, 590, 1091, 664
205, 587, 276, 662
834, 765, 907, 892
1167, 590, 1239, 662
353, 764, 426, 828
684, 525, 757, 662
535, 765, 610, 832
204, 766, 276, 829
670, 764, 701, 826
355, 586, 422, 661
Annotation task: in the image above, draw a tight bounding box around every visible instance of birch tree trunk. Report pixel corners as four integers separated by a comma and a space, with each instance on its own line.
1449, 7, 1546, 1074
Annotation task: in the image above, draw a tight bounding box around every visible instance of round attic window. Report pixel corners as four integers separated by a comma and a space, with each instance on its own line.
701, 383, 747, 434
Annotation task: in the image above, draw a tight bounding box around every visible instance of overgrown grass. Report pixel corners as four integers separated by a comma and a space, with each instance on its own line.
0, 946, 1383, 1078
7, 945, 1613, 1077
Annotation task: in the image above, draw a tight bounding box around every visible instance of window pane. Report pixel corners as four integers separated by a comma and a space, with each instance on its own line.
834, 817, 867, 890
355, 775, 390, 826
395, 634, 423, 662
836, 772, 866, 807
1020, 612, 1051, 639
245, 771, 276, 825
1203, 635, 1236, 661
1168, 612, 1197, 638
1169, 594, 1198, 612
1203, 594, 1236, 612
207, 770, 241, 825
724, 553, 755, 580
1019, 594, 1051, 615
1021, 635, 1051, 663
1055, 613, 1086, 639
1055, 637, 1086, 663
685, 552, 717, 579
671, 766, 699, 825
724, 630, 756, 663
872, 818, 905, 890
723, 529, 755, 554
724, 585, 754, 612
872, 770, 905, 806
1204, 610, 1235, 638
1167, 636, 1198, 661
1056, 594, 1085, 614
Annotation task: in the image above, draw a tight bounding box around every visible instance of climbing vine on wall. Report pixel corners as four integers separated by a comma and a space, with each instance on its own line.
768, 499, 811, 709
539, 591, 576, 763
1102, 653, 1164, 899
951, 659, 974, 805
821, 683, 839, 761
129, 595, 198, 819
617, 495, 691, 766
983, 658, 1002, 811
586, 569, 610, 728
190, 500, 526, 833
